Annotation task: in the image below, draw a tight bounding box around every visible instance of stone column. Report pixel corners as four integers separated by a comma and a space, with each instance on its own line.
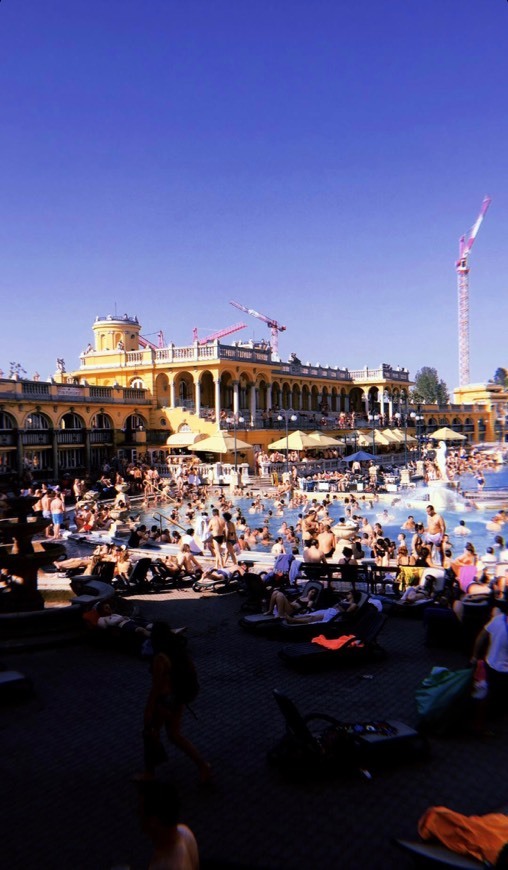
266, 383, 272, 411
378, 387, 384, 416
51, 430, 58, 477
214, 377, 221, 429
249, 382, 256, 424
194, 378, 201, 419
233, 380, 239, 416
84, 429, 91, 477
169, 379, 176, 408
16, 429, 24, 480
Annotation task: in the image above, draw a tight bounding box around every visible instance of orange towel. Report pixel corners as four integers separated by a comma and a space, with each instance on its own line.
418, 806, 508, 865
311, 634, 364, 650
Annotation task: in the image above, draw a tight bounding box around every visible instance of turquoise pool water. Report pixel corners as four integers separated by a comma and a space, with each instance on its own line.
139, 467, 508, 557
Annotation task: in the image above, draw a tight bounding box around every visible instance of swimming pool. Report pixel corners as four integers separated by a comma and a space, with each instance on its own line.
137, 466, 508, 558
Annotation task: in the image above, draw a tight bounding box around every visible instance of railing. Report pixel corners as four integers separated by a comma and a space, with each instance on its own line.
22, 382, 50, 397
347, 366, 409, 381
275, 363, 350, 379
56, 431, 84, 444
90, 430, 113, 443
90, 386, 113, 399
123, 388, 146, 401
219, 346, 271, 363
22, 432, 51, 445
125, 351, 146, 365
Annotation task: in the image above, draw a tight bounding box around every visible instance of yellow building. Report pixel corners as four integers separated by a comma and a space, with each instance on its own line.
0, 311, 502, 485
453, 382, 508, 443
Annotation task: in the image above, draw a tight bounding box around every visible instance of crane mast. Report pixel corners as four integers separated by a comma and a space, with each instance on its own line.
229, 300, 286, 360
456, 196, 491, 387
192, 322, 247, 344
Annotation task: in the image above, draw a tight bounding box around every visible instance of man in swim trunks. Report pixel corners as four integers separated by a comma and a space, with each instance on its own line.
425, 504, 446, 566
207, 509, 227, 569
317, 524, 336, 559
50, 490, 65, 540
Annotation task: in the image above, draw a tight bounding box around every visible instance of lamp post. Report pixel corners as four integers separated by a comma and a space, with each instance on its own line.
368, 412, 380, 455
277, 409, 297, 473
394, 411, 408, 466
410, 411, 424, 460
226, 413, 245, 472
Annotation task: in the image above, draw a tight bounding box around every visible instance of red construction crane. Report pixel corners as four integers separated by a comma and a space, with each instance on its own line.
456, 196, 491, 386
229, 300, 286, 359
192, 322, 247, 344
139, 330, 166, 350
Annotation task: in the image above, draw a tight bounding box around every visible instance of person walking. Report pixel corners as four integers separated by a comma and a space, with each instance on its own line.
142, 623, 212, 784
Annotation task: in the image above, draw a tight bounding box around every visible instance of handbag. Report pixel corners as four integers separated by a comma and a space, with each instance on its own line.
415, 666, 473, 733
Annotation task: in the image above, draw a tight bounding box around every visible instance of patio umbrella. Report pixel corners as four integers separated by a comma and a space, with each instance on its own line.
307, 431, 345, 448
268, 430, 322, 451
379, 428, 400, 444
192, 432, 253, 454
343, 450, 376, 462
356, 430, 391, 447
165, 431, 207, 448
391, 428, 417, 444
429, 427, 467, 442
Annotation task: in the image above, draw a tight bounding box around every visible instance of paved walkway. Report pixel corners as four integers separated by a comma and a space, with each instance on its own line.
2, 589, 507, 870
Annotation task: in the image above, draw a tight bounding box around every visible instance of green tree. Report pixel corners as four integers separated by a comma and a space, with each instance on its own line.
492, 367, 508, 387
411, 367, 450, 405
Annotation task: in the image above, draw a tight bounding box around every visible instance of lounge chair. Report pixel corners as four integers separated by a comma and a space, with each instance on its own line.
238, 580, 325, 634
278, 605, 387, 671
193, 568, 238, 594
274, 591, 372, 642
393, 804, 508, 868
268, 689, 426, 781
112, 557, 153, 595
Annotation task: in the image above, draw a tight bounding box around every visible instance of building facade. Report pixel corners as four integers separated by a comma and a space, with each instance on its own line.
0, 313, 502, 484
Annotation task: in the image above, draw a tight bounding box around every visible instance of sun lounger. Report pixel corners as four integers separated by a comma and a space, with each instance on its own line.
278, 606, 387, 671
238, 580, 325, 634
268, 690, 427, 781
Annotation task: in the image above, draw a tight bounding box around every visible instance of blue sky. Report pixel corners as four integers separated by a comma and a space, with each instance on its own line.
1, 0, 507, 392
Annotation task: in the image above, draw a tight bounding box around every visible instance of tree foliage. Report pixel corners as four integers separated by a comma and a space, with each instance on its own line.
492, 367, 508, 387
411, 367, 450, 405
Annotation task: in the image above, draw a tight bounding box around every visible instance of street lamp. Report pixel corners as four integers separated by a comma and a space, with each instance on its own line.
410, 411, 424, 460
277, 409, 297, 473
368, 412, 380, 455
226, 414, 245, 472
394, 411, 408, 466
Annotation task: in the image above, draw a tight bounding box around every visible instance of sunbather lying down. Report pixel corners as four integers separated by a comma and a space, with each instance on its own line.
271, 589, 362, 623
264, 586, 319, 617
96, 601, 153, 637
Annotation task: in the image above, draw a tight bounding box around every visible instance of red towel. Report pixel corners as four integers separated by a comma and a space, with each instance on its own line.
311, 634, 364, 650
418, 806, 508, 865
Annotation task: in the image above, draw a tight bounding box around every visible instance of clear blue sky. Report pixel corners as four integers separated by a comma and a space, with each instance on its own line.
1, 0, 507, 392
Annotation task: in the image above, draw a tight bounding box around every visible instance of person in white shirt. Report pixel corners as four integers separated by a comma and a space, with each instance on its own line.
180, 529, 203, 556
271, 537, 285, 556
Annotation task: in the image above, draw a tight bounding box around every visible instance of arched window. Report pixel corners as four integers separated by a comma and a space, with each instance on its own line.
91, 413, 112, 430
59, 413, 84, 430
25, 413, 49, 430
0, 412, 15, 430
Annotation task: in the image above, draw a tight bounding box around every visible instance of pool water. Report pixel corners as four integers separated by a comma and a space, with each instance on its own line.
139, 466, 508, 558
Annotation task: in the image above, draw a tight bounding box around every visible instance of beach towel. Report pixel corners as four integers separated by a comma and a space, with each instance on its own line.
418, 806, 508, 865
